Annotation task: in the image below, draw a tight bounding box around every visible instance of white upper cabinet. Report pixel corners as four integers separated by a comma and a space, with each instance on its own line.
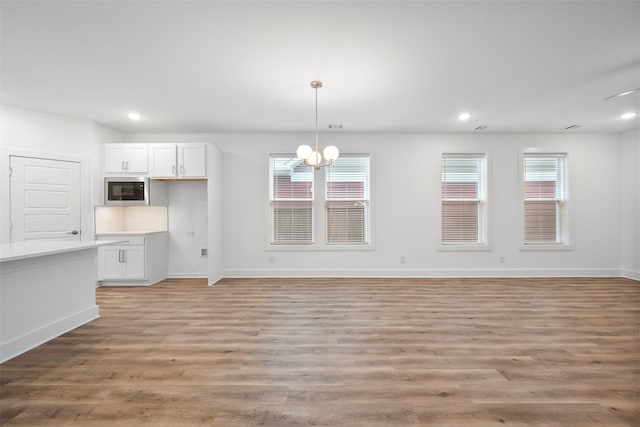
148, 144, 178, 177
149, 143, 206, 178
104, 144, 148, 175
178, 144, 206, 177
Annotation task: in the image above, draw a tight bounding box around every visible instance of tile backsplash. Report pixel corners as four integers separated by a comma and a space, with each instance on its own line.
95, 206, 168, 233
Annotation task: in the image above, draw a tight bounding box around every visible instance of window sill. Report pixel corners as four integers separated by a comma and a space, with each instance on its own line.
520, 243, 573, 251
266, 243, 376, 252
438, 243, 492, 252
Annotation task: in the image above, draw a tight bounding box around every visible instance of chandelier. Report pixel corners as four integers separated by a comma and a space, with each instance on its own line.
296, 80, 339, 169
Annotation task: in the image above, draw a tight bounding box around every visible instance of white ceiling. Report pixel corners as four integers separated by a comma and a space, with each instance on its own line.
1, 1, 639, 134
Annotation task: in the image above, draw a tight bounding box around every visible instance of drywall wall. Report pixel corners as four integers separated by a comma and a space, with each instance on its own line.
210, 132, 626, 277
167, 181, 208, 278
620, 129, 640, 279
0, 105, 121, 242
207, 144, 224, 285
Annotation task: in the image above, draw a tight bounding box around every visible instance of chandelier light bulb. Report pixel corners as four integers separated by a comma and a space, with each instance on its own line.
323, 145, 339, 162
297, 144, 313, 160
308, 151, 322, 167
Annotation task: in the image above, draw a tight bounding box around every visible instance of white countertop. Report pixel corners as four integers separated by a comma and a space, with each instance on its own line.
95, 231, 168, 236
0, 240, 123, 263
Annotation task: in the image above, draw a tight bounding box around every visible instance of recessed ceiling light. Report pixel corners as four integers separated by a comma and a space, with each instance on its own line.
620, 112, 637, 120
127, 111, 141, 121
458, 112, 472, 121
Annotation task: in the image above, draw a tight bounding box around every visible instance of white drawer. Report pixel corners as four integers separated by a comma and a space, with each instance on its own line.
96, 235, 146, 245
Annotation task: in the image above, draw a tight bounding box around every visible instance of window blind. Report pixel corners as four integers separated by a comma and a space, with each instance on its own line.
269, 155, 313, 244
523, 154, 566, 244
325, 155, 370, 244
441, 153, 486, 244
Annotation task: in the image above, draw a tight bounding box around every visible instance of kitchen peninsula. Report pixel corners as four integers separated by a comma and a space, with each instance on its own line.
0, 240, 120, 362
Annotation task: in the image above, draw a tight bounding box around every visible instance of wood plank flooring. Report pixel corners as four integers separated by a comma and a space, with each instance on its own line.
1, 277, 639, 426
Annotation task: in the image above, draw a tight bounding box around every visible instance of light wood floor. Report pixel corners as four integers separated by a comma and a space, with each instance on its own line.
1, 277, 639, 426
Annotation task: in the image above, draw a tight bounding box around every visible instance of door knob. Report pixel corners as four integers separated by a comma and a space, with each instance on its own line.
66, 230, 79, 235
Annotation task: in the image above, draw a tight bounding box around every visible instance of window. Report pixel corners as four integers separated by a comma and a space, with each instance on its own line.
325, 155, 370, 244
269, 155, 313, 244
269, 153, 371, 248
522, 153, 567, 246
441, 153, 487, 246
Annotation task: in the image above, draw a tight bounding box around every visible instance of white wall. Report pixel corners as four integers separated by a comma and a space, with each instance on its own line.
207, 144, 224, 285
4, 114, 634, 279
620, 129, 640, 279
167, 181, 208, 277
0, 105, 121, 242
211, 132, 626, 277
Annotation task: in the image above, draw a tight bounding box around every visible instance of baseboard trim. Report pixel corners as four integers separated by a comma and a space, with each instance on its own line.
223, 267, 624, 279
620, 269, 640, 281
0, 305, 99, 363
167, 273, 208, 279
209, 274, 224, 286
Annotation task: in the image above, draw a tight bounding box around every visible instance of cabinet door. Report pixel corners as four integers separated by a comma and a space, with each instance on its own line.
178, 144, 206, 177
149, 144, 177, 177
124, 145, 148, 173
122, 246, 146, 280
104, 145, 126, 174
98, 246, 124, 280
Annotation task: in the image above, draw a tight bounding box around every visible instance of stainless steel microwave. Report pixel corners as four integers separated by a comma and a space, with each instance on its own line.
104, 177, 149, 206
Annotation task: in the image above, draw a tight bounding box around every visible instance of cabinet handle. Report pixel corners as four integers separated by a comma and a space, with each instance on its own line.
172, 165, 176, 176
122, 249, 126, 263
125, 160, 129, 170
180, 165, 185, 175
118, 249, 123, 263
121, 161, 125, 171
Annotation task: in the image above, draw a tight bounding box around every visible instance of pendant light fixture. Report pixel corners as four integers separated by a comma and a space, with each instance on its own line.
296, 80, 339, 169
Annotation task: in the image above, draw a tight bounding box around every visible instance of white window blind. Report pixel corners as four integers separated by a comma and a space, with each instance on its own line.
523, 153, 566, 245
441, 153, 487, 245
269, 155, 313, 244
325, 155, 370, 244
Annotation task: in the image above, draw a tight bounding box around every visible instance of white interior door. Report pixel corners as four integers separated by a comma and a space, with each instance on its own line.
10, 156, 81, 242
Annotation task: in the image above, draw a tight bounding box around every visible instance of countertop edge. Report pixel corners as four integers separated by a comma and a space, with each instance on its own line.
0, 240, 126, 263
95, 231, 168, 236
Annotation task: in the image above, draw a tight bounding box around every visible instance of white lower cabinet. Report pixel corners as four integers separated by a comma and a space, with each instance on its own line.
98, 245, 145, 280
96, 232, 168, 286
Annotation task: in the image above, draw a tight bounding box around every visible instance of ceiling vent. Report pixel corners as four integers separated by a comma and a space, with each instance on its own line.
328, 124, 343, 129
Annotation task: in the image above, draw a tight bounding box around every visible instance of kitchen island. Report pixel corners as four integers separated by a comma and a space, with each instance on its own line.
0, 240, 120, 363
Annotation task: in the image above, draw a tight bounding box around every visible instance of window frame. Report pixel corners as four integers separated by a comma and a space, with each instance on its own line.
266, 151, 376, 252
325, 154, 371, 246
268, 154, 315, 245
518, 149, 572, 251
437, 151, 491, 252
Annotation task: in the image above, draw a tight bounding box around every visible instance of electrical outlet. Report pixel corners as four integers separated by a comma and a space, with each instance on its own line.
400, 256, 407, 264
201, 248, 208, 257
269, 256, 275, 264
500, 256, 505, 264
